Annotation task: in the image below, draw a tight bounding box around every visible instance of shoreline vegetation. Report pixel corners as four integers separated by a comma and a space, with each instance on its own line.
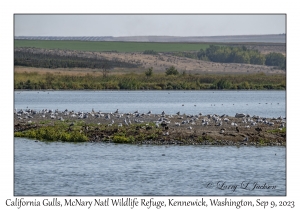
14, 109, 286, 146
15, 70, 285, 90
14, 42, 286, 90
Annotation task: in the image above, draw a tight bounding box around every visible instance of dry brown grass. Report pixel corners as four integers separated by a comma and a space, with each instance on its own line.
14, 50, 285, 76
14, 66, 105, 76
103, 52, 286, 74
15, 45, 285, 75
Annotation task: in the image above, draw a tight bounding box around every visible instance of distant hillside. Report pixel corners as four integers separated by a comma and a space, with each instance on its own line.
15, 34, 285, 43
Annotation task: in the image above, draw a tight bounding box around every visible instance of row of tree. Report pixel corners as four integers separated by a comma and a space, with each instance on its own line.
143, 46, 286, 70
14, 50, 139, 69
197, 45, 286, 70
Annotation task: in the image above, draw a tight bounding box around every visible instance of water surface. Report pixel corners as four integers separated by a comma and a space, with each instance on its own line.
14, 90, 286, 118
15, 138, 286, 196
14, 90, 286, 196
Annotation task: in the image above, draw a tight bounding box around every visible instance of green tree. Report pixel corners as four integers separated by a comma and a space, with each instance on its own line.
216, 79, 232, 89
232, 51, 250, 64
197, 49, 206, 60
165, 66, 179, 76
250, 52, 265, 65
145, 67, 153, 78
265, 53, 286, 70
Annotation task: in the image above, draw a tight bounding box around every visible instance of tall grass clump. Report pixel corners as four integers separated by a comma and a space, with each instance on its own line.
14, 125, 88, 142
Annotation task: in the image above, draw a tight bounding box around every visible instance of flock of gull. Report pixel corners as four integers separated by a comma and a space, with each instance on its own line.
14, 108, 286, 134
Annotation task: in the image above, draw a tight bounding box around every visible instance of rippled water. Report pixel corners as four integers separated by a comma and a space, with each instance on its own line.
14, 90, 286, 196
14, 138, 286, 196
14, 90, 286, 118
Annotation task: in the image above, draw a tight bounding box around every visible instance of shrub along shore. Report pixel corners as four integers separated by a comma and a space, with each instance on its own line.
14, 70, 285, 90
14, 109, 286, 146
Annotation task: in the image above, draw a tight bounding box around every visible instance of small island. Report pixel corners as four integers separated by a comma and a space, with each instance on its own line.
14, 108, 286, 146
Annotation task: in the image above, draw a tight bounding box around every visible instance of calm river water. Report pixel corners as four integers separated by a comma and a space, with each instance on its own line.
14, 90, 286, 118
14, 90, 286, 196
15, 138, 286, 196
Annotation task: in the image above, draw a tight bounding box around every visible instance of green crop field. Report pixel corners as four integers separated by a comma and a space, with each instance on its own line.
14, 40, 211, 52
